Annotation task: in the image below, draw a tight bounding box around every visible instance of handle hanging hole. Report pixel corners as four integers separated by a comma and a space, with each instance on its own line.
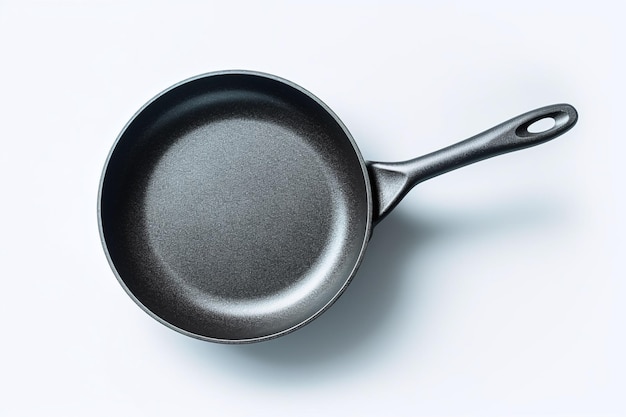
527, 117, 556, 133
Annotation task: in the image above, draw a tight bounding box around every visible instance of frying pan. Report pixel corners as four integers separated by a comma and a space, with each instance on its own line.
98, 70, 577, 343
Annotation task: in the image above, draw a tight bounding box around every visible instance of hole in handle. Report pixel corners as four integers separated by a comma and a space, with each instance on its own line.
527, 117, 556, 133
515, 111, 565, 138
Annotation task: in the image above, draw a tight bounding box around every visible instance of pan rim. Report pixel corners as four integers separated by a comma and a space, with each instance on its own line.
97, 70, 374, 343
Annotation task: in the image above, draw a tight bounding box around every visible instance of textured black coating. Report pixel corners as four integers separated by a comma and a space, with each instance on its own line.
99, 71, 578, 343
99, 72, 372, 342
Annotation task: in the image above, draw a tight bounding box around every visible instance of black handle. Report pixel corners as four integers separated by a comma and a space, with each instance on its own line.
367, 104, 578, 223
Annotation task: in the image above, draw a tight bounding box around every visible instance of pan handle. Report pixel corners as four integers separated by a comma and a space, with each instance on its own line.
367, 103, 578, 224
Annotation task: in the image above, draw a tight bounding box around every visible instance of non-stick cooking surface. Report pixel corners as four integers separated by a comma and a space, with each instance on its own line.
99, 74, 371, 341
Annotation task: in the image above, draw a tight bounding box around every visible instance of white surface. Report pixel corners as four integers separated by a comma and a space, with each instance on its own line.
1, 1, 623, 416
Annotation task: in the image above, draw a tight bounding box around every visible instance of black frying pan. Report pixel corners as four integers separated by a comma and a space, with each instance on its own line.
98, 71, 577, 343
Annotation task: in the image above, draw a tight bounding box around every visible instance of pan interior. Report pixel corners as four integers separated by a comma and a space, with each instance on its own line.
100, 74, 370, 341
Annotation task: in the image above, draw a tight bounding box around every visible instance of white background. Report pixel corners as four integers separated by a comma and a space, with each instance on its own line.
1, 1, 624, 416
